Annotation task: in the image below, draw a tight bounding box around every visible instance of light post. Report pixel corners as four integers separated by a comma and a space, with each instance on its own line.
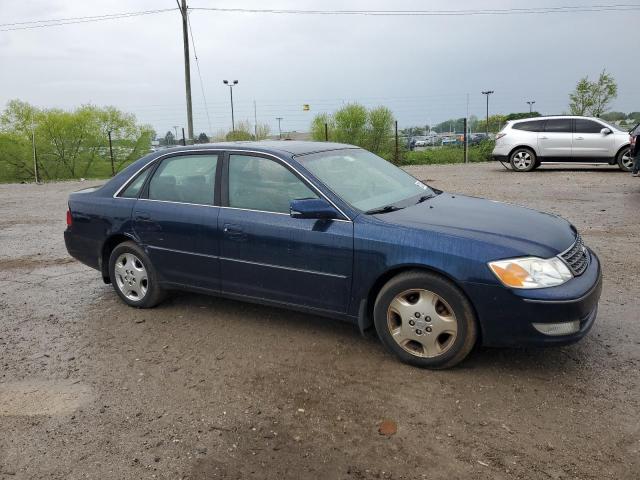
172, 125, 180, 145
527, 100, 536, 114
481, 90, 494, 135
276, 117, 283, 139
223, 80, 238, 132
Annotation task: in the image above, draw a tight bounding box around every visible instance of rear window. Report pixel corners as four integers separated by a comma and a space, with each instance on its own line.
512, 120, 544, 132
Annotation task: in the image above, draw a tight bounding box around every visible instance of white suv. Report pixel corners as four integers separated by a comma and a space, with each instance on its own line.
492, 116, 632, 172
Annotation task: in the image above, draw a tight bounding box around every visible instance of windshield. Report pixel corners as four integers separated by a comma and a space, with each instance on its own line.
597, 119, 625, 132
299, 149, 433, 212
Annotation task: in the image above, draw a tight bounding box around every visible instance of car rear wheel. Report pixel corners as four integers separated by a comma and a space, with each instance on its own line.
109, 241, 165, 308
509, 148, 537, 172
373, 271, 478, 369
617, 147, 633, 172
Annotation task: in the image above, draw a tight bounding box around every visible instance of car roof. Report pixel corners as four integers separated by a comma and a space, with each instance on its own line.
154, 141, 358, 157
510, 115, 602, 124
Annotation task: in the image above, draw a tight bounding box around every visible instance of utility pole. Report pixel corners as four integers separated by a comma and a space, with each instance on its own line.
527, 100, 536, 114
177, 0, 193, 142
276, 117, 283, 139
172, 126, 179, 145
253, 100, 258, 139
31, 123, 39, 184
481, 90, 494, 135
182, 127, 186, 146
394, 120, 399, 164
463, 118, 468, 164
223, 80, 238, 131
108, 130, 115, 176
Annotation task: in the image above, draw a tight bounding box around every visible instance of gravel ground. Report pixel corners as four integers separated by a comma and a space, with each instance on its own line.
0, 162, 639, 479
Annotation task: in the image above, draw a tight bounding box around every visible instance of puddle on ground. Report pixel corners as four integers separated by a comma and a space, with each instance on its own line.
0, 380, 93, 416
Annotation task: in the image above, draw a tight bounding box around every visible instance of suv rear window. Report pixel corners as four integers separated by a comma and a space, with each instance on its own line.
512, 120, 544, 132
544, 119, 573, 133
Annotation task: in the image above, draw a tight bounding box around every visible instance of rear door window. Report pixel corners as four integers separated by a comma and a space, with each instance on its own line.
147, 154, 218, 205
544, 119, 573, 133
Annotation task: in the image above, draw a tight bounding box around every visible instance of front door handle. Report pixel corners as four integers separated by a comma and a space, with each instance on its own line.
539, 136, 548, 140
135, 212, 151, 221
575, 136, 584, 140
223, 223, 247, 241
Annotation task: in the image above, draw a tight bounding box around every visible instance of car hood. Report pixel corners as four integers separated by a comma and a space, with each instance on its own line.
373, 193, 576, 258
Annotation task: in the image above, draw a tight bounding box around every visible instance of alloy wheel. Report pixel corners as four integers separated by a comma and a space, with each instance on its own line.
512, 151, 533, 170
621, 148, 633, 170
114, 253, 149, 301
386, 289, 458, 358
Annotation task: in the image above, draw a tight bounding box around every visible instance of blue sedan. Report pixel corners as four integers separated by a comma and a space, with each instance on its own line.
64, 142, 602, 368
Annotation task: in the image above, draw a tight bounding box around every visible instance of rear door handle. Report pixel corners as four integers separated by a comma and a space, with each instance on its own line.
575, 136, 584, 140
539, 136, 548, 140
135, 212, 151, 221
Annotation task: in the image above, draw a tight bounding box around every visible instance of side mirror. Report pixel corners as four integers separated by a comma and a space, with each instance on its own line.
290, 198, 339, 220
601, 127, 612, 135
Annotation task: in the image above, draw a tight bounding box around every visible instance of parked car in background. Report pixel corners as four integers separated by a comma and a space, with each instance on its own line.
469, 133, 490, 145
492, 116, 632, 172
65, 142, 601, 369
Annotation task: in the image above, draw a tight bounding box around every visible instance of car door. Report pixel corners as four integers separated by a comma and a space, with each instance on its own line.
538, 118, 573, 160
219, 152, 353, 313
132, 152, 221, 290
573, 118, 612, 161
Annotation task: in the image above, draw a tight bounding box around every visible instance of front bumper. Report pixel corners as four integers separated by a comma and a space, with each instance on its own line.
462, 249, 602, 347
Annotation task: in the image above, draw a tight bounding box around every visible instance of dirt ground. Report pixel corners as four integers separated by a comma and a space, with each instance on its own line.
1, 162, 639, 479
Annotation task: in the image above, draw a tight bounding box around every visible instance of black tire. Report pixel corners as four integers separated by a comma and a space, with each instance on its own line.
373, 270, 478, 369
616, 147, 633, 172
108, 241, 166, 308
509, 147, 537, 172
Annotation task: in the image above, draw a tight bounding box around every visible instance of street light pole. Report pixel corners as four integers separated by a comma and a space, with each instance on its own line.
172, 125, 180, 145
527, 100, 536, 114
223, 80, 238, 132
276, 117, 283, 139
481, 90, 494, 135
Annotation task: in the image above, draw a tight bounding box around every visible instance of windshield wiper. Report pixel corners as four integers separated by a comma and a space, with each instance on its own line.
365, 204, 404, 215
416, 194, 434, 204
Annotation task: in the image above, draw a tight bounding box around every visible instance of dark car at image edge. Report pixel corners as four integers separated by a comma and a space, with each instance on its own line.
64, 141, 602, 368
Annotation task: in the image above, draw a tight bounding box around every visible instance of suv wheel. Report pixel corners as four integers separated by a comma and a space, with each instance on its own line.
509, 148, 537, 172
373, 271, 478, 369
617, 147, 633, 172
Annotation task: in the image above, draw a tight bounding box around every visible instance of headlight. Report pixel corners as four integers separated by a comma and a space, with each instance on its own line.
488, 257, 573, 289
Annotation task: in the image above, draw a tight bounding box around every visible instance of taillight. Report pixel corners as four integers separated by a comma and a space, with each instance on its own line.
496, 133, 506, 140
66, 209, 72, 227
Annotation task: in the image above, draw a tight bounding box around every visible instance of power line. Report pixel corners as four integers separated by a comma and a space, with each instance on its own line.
0, 8, 176, 32
186, 9, 213, 135
190, 4, 640, 16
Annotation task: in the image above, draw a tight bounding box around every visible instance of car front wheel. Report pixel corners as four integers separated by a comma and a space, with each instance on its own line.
509, 148, 537, 172
373, 271, 478, 369
617, 147, 633, 172
109, 241, 165, 308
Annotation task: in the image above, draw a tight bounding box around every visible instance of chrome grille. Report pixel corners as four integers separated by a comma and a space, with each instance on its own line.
560, 234, 589, 276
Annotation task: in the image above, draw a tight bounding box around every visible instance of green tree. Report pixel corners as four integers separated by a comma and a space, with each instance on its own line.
569, 70, 618, 116
255, 122, 271, 140
332, 103, 368, 145
366, 106, 394, 154
600, 111, 626, 122
225, 120, 253, 141
197, 132, 210, 143
309, 104, 395, 155
0, 100, 152, 181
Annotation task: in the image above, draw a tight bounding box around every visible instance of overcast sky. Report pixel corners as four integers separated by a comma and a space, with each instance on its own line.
1, 1, 638, 136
